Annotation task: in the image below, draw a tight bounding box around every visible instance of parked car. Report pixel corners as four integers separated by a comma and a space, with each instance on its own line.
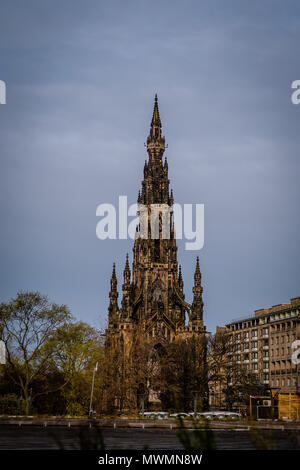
156, 412, 169, 419
169, 412, 190, 419
139, 412, 155, 418
197, 411, 241, 419
139, 411, 169, 419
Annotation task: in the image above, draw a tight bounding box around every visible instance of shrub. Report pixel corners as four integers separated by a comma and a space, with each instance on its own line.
0, 393, 22, 415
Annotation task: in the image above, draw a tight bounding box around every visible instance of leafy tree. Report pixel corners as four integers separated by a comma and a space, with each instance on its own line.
0, 291, 71, 415
50, 322, 105, 415
0, 393, 21, 415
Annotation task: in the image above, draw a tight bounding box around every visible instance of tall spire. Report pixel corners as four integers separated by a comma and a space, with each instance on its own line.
121, 253, 131, 320
106, 93, 207, 362
141, 95, 169, 205
178, 264, 184, 291
151, 93, 161, 128
123, 253, 131, 284
147, 94, 165, 157
108, 262, 118, 321
191, 256, 203, 322
111, 262, 117, 289
194, 256, 201, 285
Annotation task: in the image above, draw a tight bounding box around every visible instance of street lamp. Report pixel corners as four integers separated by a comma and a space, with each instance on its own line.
138, 393, 146, 417
19, 395, 24, 415
89, 362, 98, 417
28, 389, 32, 415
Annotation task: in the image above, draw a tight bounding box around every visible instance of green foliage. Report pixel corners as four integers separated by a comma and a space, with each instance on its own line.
0, 393, 22, 415
49, 425, 105, 450
0, 292, 105, 416
51, 322, 105, 416
0, 291, 72, 414
248, 427, 276, 450
288, 430, 300, 449
66, 402, 86, 417
75, 426, 105, 450
176, 417, 216, 450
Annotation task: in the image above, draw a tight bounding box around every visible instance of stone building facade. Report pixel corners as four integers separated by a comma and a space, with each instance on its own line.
105, 95, 207, 409
226, 297, 300, 392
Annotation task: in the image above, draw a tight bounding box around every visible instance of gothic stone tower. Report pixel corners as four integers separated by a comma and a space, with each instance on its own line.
105, 96, 206, 406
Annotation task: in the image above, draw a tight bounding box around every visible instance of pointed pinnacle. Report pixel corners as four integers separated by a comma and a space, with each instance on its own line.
194, 257, 201, 283
125, 253, 130, 271
178, 264, 182, 277
112, 262, 116, 278
110, 262, 117, 292
151, 93, 161, 128
170, 188, 174, 205
123, 253, 131, 284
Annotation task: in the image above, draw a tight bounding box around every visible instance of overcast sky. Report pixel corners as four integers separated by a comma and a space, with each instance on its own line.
0, 0, 299, 333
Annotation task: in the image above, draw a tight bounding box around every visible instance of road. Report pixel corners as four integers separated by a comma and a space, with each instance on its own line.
0, 425, 299, 450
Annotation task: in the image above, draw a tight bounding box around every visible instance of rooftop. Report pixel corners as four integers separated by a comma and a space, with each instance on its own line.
227, 297, 299, 326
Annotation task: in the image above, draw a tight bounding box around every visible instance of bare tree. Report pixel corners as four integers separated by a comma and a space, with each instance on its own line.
207, 328, 262, 411
160, 335, 208, 412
